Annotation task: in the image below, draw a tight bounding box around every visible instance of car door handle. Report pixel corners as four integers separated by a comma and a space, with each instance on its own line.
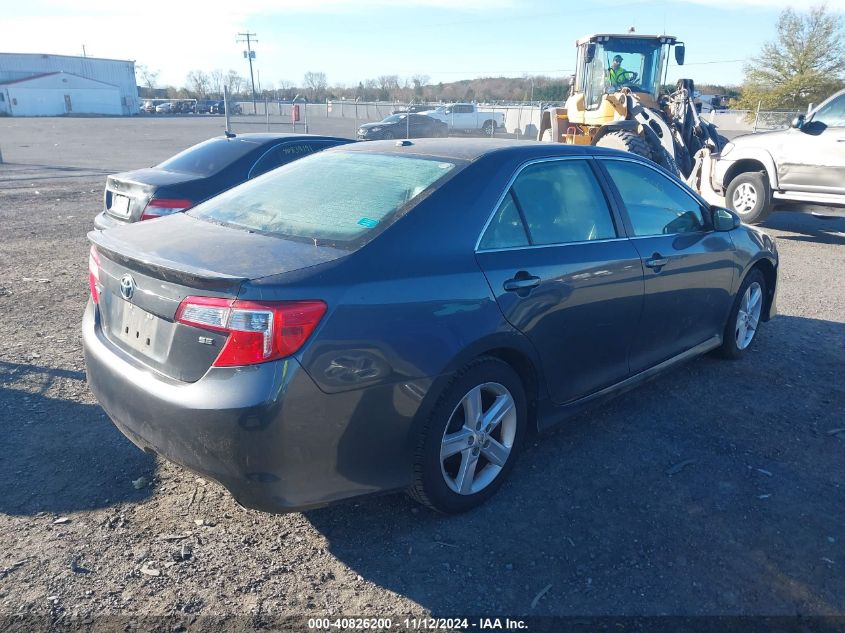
503, 276, 541, 291
645, 255, 669, 269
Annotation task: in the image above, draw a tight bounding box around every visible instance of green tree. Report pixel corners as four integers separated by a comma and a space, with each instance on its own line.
737, 5, 845, 111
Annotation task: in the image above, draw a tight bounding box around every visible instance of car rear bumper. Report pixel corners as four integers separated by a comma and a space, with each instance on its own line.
93, 211, 131, 231
82, 300, 426, 512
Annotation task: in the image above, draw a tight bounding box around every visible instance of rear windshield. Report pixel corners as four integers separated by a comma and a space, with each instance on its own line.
188, 151, 457, 246
157, 138, 257, 176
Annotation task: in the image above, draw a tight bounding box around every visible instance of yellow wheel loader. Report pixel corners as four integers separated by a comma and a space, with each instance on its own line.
538, 33, 725, 203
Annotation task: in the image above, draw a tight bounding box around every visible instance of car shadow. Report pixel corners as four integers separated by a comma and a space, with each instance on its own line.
0, 360, 155, 517
304, 315, 845, 616
762, 206, 845, 245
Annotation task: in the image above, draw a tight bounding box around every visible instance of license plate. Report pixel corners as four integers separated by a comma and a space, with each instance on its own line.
113, 299, 160, 354
110, 194, 131, 217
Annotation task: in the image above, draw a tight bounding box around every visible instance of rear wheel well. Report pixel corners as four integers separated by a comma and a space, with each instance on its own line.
748, 259, 777, 320
476, 348, 540, 432
724, 159, 769, 190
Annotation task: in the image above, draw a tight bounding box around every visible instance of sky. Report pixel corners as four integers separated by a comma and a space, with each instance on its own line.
3, 0, 845, 90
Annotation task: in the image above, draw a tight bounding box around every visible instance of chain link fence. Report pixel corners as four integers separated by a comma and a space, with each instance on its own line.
228, 100, 547, 139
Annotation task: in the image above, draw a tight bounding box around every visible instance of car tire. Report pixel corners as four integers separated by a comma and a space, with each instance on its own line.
382, 131, 395, 140
408, 357, 527, 514
725, 171, 772, 225
715, 268, 766, 360
482, 120, 497, 136
595, 130, 653, 162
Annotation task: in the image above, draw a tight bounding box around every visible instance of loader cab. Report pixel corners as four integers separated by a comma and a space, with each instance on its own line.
575, 34, 681, 109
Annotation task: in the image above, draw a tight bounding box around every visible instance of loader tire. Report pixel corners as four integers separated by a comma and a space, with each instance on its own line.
595, 131, 653, 162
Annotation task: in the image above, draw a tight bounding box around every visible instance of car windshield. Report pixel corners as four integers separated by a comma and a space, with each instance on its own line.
189, 151, 458, 247
382, 114, 405, 123
157, 138, 258, 176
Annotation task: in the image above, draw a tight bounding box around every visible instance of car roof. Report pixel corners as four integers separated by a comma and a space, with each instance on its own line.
212, 133, 352, 145
329, 138, 637, 163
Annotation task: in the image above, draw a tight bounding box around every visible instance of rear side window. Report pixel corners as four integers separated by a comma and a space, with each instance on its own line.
157, 138, 257, 176
602, 160, 705, 236
481, 160, 616, 248
479, 160, 616, 249
479, 192, 529, 250
190, 151, 457, 246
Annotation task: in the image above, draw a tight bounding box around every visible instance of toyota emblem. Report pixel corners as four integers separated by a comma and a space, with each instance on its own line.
119, 274, 136, 301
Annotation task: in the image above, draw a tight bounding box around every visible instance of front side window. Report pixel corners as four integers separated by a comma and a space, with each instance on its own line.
478, 160, 616, 249
190, 151, 458, 247
812, 93, 845, 127
602, 160, 705, 236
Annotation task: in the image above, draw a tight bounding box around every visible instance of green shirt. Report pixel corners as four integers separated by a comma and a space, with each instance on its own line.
608, 67, 631, 86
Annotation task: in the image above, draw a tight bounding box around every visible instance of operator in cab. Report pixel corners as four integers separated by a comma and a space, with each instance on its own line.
608, 55, 637, 87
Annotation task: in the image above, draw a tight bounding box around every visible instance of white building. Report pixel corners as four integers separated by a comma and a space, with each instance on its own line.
0, 52, 138, 116
0, 72, 123, 116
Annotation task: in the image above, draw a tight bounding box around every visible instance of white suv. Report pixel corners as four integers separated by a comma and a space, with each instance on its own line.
713, 88, 845, 224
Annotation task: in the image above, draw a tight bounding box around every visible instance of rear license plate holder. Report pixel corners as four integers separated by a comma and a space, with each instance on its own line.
113, 299, 160, 354
110, 194, 131, 218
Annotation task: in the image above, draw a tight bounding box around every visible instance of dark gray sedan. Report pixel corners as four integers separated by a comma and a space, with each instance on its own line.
94, 133, 351, 230
83, 139, 778, 514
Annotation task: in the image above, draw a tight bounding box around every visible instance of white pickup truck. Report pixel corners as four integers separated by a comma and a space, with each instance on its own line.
421, 104, 505, 135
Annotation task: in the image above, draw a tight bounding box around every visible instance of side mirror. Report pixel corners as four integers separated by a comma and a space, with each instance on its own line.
791, 114, 805, 129
674, 44, 686, 66
712, 206, 740, 231
585, 43, 596, 64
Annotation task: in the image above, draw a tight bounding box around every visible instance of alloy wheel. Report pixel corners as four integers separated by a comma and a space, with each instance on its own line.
735, 281, 763, 350
439, 382, 517, 495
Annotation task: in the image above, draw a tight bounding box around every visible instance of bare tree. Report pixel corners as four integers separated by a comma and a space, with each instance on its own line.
209, 69, 224, 98
303, 72, 328, 101
376, 75, 400, 101
135, 64, 160, 91
186, 70, 210, 98
411, 74, 430, 100
225, 70, 245, 96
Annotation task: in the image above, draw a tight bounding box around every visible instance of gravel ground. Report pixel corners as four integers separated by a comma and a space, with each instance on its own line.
0, 118, 844, 630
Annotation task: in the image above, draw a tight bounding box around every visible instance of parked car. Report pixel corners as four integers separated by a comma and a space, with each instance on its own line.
210, 100, 242, 115
391, 104, 435, 115
195, 100, 216, 114
713, 87, 845, 224
154, 102, 174, 114
421, 103, 505, 135
140, 100, 156, 113
94, 133, 353, 230
357, 113, 448, 140
84, 138, 778, 514
174, 100, 196, 114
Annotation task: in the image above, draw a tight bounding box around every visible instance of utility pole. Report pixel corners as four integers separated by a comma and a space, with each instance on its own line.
237, 32, 258, 114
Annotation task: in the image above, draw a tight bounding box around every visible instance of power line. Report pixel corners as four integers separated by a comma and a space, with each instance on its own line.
237, 32, 258, 112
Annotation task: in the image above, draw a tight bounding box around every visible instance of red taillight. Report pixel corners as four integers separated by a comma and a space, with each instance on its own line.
88, 245, 101, 304
175, 296, 327, 367
141, 198, 193, 221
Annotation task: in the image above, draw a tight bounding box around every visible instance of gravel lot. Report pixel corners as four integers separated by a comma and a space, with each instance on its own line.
1, 117, 844, 629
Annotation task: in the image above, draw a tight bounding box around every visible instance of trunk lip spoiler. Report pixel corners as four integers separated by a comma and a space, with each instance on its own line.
87, 230, 249, 286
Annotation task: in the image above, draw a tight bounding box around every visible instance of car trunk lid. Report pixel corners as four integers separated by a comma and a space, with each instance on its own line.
88, 214, 348, 381
104, 169, 197, 223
